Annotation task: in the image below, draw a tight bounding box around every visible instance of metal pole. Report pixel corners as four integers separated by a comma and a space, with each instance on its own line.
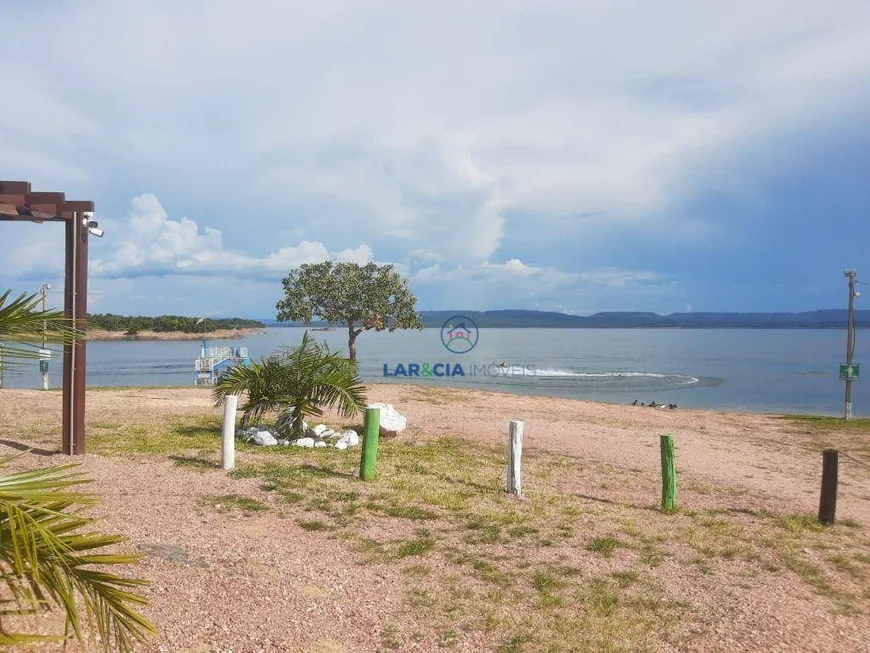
41, 283, 50, 390
845, 270, 857, 420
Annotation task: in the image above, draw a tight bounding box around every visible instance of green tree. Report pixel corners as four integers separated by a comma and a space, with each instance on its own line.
276, 262, 423, 360
0, 288, 155, 650
213, 332, 366, 438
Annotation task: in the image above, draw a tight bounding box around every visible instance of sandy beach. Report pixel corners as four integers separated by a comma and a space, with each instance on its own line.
87, 328, 267, 341
1, 385, 869, 652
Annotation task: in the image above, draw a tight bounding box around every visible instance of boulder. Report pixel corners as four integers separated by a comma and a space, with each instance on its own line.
319, 429, 336, 439
294, 437, 315, 448
367, 403, 407, 437
334, 441, 348, 451
314, 441, 328, 448
252, 431, 278, 447
312, 424, 328, 436
336, 430, 360, 447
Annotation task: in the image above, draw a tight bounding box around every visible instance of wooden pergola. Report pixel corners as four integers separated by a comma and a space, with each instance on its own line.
0, 180, 95, 455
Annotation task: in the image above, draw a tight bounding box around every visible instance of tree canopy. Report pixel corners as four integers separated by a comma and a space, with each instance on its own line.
275, 262, 423, 359
87, 314, 264, 334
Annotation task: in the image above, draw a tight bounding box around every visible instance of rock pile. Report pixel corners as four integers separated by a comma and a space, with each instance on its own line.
238, 422, 361, 450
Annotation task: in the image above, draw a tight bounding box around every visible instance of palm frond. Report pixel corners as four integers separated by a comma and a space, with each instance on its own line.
0, 459, 156, 650
0, 288, 83, 371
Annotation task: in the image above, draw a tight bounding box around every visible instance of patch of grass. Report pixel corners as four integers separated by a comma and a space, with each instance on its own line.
198, 493, 268, 514
381, 623, 401, 650
828, 553, 866, 579
297, 519, 330, 532
439, 628, 458, 648
586, 536, 627, 557
497, 632, 535, 653
396, 529, 435, 558
402, 564, 430, 578
532, 570, 567, 593
170, 455, 214, 472
611, 570, 641, 587
781, 514, 825, 533
780, 552, 832, 594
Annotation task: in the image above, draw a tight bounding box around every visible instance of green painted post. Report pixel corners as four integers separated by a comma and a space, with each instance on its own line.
660, 434, 677, 512
359, 408, 381, 481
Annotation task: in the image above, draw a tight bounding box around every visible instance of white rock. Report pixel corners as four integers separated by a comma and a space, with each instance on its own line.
294, 437, 315, 448
314, 441, 328, 448
313, 424, 328, 436
333, 441, 348, 450
278, 439, 290, 446
336, 430, 360, 447
367, 403, 407, 437
252, 431, 278, 446
319, 429, 336, 439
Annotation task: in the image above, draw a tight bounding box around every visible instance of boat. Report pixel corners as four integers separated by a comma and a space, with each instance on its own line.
194, 339, 252, 385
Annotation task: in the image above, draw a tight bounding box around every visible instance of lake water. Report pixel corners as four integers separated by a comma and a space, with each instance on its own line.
2, 327, 866, 416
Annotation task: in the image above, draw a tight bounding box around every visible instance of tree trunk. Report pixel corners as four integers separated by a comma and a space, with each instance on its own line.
348, 322, 357, 360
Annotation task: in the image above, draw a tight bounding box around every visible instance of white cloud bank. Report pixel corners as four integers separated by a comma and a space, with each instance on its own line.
90, 195, 373, 280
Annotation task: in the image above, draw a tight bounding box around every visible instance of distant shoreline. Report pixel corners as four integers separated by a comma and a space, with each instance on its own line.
87, 328, 266, 341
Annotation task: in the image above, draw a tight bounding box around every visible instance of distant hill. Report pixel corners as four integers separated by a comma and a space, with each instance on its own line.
258, 309, 870, 329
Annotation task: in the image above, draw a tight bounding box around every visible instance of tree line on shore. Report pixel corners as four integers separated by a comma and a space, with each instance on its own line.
87, 313, 265, 334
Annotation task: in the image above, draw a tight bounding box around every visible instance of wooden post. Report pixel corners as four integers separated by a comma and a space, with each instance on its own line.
507, 419, 523, 496
660, 434, 677, 512
62, 213, 88, 455
221, 394, 239, 470
359, 407, 380, 481
818, 449, 838, 525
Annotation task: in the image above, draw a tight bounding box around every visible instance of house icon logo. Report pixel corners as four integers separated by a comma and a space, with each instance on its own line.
441, 315, 479, 354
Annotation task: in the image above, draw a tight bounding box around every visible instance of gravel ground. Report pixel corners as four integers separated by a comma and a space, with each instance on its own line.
1, 385, 869, 652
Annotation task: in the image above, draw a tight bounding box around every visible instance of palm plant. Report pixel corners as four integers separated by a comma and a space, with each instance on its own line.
0, 287, 156, 650
214, 332, 366, 437
0, 288, 81, 371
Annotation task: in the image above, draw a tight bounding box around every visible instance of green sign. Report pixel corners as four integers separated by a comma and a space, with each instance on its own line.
840, 363, 860, 380
39, 360, 49, 374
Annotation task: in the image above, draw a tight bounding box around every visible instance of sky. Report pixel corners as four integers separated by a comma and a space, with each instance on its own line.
1, 0, 869, 318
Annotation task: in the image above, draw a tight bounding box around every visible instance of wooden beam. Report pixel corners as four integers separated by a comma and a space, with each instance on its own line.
26, 192, 65, 204
0, 203, 17, 216
0, 194, 26, 205
0, 181, 32, 193
63, 200, 95, 212
28, 203, 63, 216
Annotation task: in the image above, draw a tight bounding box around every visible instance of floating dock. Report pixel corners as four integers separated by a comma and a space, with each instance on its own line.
194, 340, 251, 385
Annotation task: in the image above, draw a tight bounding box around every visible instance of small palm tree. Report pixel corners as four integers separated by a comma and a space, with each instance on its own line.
214, 332, 366, 437
0, 287, 156, 650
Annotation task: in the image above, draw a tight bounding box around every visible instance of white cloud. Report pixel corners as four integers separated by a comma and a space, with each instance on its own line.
85, 194, 373, 280
411, 258, 671, 311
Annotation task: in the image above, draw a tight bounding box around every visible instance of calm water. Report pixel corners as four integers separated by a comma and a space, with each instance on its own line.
2, 328, 866, 416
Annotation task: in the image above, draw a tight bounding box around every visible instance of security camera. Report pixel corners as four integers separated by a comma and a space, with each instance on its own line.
88, 227, 104, 238
87, 220, 99, 229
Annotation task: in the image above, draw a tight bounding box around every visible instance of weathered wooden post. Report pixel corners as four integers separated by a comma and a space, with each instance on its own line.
359, 407, 381, 481
818, 449, 839, 525
221, 393, 239, 470
660, 434, 677, 512
507, 419, 524, 496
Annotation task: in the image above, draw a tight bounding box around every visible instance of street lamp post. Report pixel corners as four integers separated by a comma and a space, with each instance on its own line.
40, 283, 51, 390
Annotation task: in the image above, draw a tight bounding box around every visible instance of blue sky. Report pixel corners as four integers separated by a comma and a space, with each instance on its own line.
1, 0, 869, 318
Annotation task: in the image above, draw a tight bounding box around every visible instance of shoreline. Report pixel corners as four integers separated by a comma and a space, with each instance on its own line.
86, 327, 266, 341
13, 380, 861, 419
